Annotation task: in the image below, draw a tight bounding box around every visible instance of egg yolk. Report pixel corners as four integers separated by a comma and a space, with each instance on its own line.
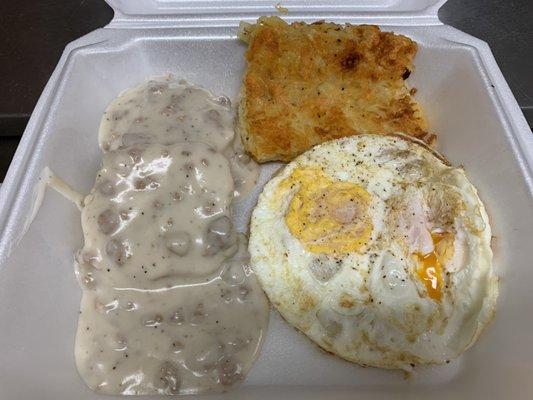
415, 232, 453, 302
282, 167, 373, 255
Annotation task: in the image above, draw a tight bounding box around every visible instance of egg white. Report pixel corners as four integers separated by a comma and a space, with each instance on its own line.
249, 134, 498, 370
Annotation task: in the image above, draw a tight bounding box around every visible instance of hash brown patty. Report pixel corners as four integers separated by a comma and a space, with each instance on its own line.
237, 17, 431, 162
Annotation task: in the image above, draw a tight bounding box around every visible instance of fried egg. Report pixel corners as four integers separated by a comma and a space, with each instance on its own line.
249, 134, 498, 370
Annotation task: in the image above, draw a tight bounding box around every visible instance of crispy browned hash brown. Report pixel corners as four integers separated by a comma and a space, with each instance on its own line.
237, 17, 431, 162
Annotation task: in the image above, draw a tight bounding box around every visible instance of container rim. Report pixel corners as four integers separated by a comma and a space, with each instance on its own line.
104, 0, 449, 28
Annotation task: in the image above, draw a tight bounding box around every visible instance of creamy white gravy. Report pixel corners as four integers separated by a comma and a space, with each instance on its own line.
99, 78, 258, 199
74, 79, 268, 395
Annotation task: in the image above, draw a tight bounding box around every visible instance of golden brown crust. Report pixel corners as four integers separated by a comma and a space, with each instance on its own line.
238, 17, 430, 162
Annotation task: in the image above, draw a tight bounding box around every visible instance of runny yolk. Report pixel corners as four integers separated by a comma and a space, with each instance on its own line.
416, 251, 443, 302
415, 233, 448, 302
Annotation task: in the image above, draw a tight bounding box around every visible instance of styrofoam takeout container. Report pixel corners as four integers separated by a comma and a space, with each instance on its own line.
0, 1, 532, 399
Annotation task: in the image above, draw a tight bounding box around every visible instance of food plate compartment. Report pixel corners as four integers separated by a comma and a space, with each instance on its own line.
0, 3, 532, 400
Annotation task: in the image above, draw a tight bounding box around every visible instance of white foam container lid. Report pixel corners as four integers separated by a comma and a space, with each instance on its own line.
0, 1, 532, 399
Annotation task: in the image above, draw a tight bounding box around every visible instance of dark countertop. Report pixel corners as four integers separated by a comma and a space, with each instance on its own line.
0, 0, 531, 181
